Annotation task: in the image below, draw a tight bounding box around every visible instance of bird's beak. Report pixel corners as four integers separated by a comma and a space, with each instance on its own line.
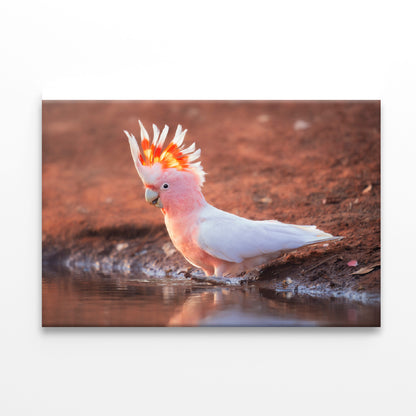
145, 188, 163, 208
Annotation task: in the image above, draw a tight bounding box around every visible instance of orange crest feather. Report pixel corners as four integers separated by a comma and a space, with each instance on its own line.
124, 121, 205, 186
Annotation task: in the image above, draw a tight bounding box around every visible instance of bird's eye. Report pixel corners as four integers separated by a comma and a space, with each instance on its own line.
162, 183, 169, 189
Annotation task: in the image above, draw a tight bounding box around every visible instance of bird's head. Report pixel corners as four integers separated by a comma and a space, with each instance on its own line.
124, 121, 206, 212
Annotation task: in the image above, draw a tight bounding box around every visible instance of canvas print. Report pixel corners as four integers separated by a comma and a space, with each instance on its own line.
42, 101, 380, 326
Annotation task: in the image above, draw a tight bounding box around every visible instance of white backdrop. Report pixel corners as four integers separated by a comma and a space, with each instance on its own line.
1, 1, 415, 415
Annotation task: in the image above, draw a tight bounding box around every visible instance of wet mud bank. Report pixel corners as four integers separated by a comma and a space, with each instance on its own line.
42, 225, 380, 305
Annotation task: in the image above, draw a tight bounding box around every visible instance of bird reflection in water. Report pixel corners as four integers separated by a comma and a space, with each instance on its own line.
42, 270, 380, 327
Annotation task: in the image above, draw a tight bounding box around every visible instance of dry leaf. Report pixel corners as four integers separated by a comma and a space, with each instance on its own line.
352, 262, 380, 276
362, 184, 372, 194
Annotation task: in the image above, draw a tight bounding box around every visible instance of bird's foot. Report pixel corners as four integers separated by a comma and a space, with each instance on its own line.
190, 275, 242, 286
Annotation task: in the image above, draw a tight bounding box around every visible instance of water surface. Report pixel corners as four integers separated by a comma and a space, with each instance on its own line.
42, 270, 380, 327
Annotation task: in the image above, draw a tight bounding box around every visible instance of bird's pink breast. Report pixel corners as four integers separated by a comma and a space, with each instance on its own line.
164, 210, 220, 276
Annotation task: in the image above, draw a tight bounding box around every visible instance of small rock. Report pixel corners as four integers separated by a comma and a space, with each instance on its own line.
116, 243, 129, 251
257, 114, 270, 123
260, 196, 272, 204
186, 107, 200, 118
293, 120, 310, 131
162, 242, 176, 257
76, 205, 89, 214
282, 277, 293, 288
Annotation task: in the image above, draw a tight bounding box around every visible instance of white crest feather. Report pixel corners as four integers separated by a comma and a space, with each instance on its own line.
138, 120, 150, 142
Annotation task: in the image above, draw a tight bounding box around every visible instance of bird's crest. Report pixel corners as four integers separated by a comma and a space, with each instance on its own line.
124, 121, 205, 186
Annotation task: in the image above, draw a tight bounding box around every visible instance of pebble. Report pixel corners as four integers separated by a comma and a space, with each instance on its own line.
282, 277, 293, 288
293, 120, 311, 131
260, 196, 272, 204
76, 205, 89, 214
162, 242, 176, 257
257, 114, 270, 123
116, 243, 129, 251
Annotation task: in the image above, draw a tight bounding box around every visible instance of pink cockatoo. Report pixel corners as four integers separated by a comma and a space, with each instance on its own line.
124, 121, 341, 278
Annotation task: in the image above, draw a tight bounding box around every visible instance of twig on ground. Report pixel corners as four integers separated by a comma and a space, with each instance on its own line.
303, 254, 339, 274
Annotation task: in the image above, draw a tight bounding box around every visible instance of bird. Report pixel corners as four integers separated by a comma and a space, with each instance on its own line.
124, 121, 342, 278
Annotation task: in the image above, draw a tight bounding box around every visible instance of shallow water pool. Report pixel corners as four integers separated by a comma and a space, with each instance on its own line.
42, 269, 380, 327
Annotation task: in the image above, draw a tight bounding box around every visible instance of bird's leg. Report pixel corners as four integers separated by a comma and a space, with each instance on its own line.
203, 268, 212, 277
213, 265, 225, 278
191, 265, 235, 286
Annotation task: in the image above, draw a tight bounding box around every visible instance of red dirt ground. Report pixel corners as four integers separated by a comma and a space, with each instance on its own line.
42, 101, 380, 296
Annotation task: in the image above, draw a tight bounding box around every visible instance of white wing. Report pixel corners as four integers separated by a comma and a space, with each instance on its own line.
197, 205, 339, 263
